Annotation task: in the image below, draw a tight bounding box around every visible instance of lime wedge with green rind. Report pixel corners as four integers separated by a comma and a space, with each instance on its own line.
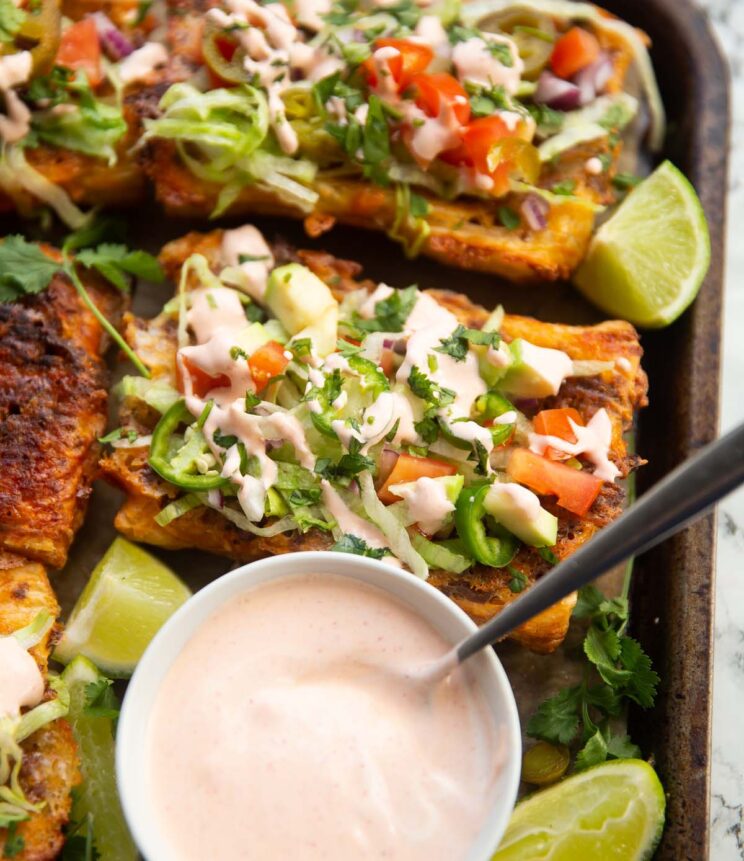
61, 656, 137, 861
574, 160, 710, 328
54, 537, 191, 677
492, 759, 665, 860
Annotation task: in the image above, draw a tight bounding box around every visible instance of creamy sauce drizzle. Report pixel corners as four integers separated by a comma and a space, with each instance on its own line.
118, 41, 168, 84
148, 574, 501, 861
388, 475, 454, 534
0, 636, 44, 718
452, 34, 523, 95
528, 407, 619, 482
220, 223, 275, 301
0, 52, 32, 143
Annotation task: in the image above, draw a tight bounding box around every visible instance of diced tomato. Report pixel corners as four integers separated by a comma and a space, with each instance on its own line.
378, 453, 457, 504
248, 341, 289, 392
56, 18, 103, 88
533, 408, 584, 460
176, 356, 230, 398
411, 73, 470, 125
550, 26, 601, 79
507, 448, 602, 517
363, 38, 433, 91
534, 408, 583, 441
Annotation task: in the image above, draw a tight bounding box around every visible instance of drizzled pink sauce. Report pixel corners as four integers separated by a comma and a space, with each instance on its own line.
148, 574, 502, 860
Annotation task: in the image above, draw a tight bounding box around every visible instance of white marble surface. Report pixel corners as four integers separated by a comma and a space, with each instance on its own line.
691, 0, 744, 857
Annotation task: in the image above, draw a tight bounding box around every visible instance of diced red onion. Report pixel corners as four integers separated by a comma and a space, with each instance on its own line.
91, 12, 134, 61
520, 194, 550, 231
393, 339, 407, 356
382, 338, 395, 349
534, 71, 581, 111
574, 53, 613, 106
378, 448, 399, 485
207, 489, 224, 509
514, 399, 540, 416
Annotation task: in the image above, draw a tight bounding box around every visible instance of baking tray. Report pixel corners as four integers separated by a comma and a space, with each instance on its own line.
49, 0, 729, 857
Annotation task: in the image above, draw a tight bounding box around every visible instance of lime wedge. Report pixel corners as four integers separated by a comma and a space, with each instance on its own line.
61, 656, 137, 861
55, 537, 191, 677
492, 759, 665, 860
574, 160, 710, 328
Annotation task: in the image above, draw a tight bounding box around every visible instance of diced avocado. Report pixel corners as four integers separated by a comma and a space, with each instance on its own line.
264, 487, 289, 517
484, 482, 558, 548
265, 264, 338, 335
263, 319, 290, 344
498, 339, 573, 399
477, 341, 513, 388
291, 305, 338, 357
233, 322, 271, 355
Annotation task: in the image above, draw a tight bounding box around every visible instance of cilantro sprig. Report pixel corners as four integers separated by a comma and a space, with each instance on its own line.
435, 324, 500, 362
526, 584, 659, 771
0, 226, 163, 378
331, 534, 388, 559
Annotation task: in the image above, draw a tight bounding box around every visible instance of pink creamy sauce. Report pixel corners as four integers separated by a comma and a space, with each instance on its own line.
148, 574, 503, 860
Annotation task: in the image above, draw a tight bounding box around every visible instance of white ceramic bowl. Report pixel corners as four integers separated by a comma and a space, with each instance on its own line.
117, 551, 522, 860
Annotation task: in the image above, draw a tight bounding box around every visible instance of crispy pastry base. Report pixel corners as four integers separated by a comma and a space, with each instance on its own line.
0, 553, 81, 861
101, 229, 648, 654
0, 267, 124, 569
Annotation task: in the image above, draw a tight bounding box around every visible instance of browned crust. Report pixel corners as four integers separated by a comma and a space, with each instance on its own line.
101, 229, 647, 653
130, 0, 640, 282
0, 554, 81, 861
0, 270, 124, 569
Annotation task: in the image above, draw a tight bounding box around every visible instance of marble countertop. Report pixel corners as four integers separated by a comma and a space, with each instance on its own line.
692, 0, 744, 857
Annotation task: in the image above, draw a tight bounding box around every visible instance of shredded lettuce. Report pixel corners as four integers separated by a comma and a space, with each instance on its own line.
115, 376, 181, 414
0, 144, 90, 228
358, 472, 429, 578
154, 494, 203, 527
144, 83, 319, 216
537, 94, 638, 162
411, 533, 473, 574
31, 95, 126, 166
0, 655, 70, 827
12, 611, 53, 651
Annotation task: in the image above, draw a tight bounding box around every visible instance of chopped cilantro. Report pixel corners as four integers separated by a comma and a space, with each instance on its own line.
409, 191, 429, 218
244, 391, 261, 411
527, 584, 659, 770
527, 103, 564, 136
407, 366, 455, 407
435, 324, 500, 362
213, 430, 239, 449
97, 427, 138, 445
0, 235, 62, 301
498, 206, 521, 230
355, 284, 418, 333
551, 179, 577, 196
506, 565, 528, 593
83, 678, 120, 720
612, 172, 641, 191
332, 534, 387, 559
537, 546, 559, 565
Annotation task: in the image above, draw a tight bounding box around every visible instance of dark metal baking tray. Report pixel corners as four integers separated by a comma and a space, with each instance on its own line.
49, 0, 728, 857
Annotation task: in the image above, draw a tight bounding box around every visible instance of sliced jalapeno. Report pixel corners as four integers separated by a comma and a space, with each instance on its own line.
149, 399, 229, 491
8, 0, 62, 77
454, 483, 520, 567
202, 18, 248, 85
474, 391, 515, 447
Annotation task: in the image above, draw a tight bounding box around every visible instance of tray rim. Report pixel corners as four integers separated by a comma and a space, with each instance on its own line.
610, 0, 730, 857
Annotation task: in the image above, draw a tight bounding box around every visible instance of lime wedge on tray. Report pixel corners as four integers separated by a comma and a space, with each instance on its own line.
574, 160, 710, 328
492, 759, 665, 860
62, 656, 137, 861
55, 537, 191, 677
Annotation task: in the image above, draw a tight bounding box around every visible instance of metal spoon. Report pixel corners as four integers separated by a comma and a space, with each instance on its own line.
425, 420, 744, 682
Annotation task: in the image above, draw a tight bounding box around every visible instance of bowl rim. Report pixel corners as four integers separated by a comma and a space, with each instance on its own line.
116, 551, 522, 860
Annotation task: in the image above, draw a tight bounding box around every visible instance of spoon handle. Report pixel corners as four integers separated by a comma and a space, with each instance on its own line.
456, 421, 744, 665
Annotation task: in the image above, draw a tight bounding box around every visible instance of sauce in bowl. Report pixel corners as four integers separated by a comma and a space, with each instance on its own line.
147, 572, 504, 860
